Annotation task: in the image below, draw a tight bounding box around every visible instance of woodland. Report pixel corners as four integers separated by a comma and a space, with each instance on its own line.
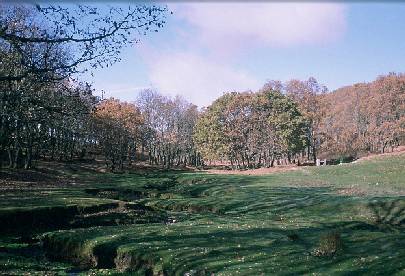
1, 4, 405, 275
1, 5, 404, 172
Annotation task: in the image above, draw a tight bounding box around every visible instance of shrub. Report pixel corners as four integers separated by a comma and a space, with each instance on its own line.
313, 231, 343, 257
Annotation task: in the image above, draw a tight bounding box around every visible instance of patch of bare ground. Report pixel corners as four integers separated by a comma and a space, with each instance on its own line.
336, 187, 367, 196
204, 165, 302, 175
354, 146, 405, 163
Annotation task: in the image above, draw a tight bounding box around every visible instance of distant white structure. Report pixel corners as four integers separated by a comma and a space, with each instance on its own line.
316, 159, 327, 166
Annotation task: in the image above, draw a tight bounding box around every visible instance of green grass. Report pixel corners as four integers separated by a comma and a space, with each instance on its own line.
0, 155, 404, 275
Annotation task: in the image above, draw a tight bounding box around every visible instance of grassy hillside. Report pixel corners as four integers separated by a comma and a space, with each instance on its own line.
0, 154, 404, 275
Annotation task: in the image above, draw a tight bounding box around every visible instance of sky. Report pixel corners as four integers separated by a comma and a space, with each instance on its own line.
83, 2, 405, 107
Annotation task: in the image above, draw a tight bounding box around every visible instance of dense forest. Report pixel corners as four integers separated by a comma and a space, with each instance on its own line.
1, 5, 404, 171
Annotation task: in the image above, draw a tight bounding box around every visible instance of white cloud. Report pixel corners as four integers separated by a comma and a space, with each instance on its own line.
139, 3, 347, 107
172, 3, 347, 54
144, 51, 260, 107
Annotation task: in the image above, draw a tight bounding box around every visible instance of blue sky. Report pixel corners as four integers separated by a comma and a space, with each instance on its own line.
83, 2, 405, 107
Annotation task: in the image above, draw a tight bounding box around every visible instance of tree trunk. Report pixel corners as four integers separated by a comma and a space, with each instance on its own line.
24, 146, 32, 169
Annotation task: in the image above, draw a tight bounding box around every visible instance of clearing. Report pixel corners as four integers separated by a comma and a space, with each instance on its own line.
0, 153, 404, 275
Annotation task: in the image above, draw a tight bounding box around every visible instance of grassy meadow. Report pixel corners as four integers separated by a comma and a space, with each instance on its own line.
0, 154, 404, 275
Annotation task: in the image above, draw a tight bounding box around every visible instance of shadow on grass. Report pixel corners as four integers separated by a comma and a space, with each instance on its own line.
368, 198, 405, 227
42, 218, 405, 275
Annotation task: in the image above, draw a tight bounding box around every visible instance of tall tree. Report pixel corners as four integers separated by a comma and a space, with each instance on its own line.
137, 90, 201, 168
92, 98, 143, 171
285, 77, 327, 162
0, 3, 168, 169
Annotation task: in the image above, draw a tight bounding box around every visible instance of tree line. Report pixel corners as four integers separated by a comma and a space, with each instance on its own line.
1, 4, 404, 171
195, 75, 404, 169
0, 1, 199, 171
0, 4, 169, 170
90, 90, 201, 171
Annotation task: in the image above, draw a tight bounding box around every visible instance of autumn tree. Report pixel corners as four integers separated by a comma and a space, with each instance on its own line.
92, 98, 143, 171
284, 77, 327, 162
319, 73, 405, 158
194, 90, 308, 169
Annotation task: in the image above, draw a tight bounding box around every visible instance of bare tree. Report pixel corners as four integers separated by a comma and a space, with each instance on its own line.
0, 4, 169, 81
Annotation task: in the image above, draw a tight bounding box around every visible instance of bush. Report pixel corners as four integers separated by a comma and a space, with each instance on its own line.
313, 231, 343, 257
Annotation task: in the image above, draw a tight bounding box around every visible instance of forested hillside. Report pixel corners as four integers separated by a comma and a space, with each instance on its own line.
320, 74, 405, 158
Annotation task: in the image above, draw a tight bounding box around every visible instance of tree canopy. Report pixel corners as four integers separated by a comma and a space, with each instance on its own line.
0, 3, 169, 169
194, 90, 308, 169
1, 4, 404, 171
0, 4, 168, 81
